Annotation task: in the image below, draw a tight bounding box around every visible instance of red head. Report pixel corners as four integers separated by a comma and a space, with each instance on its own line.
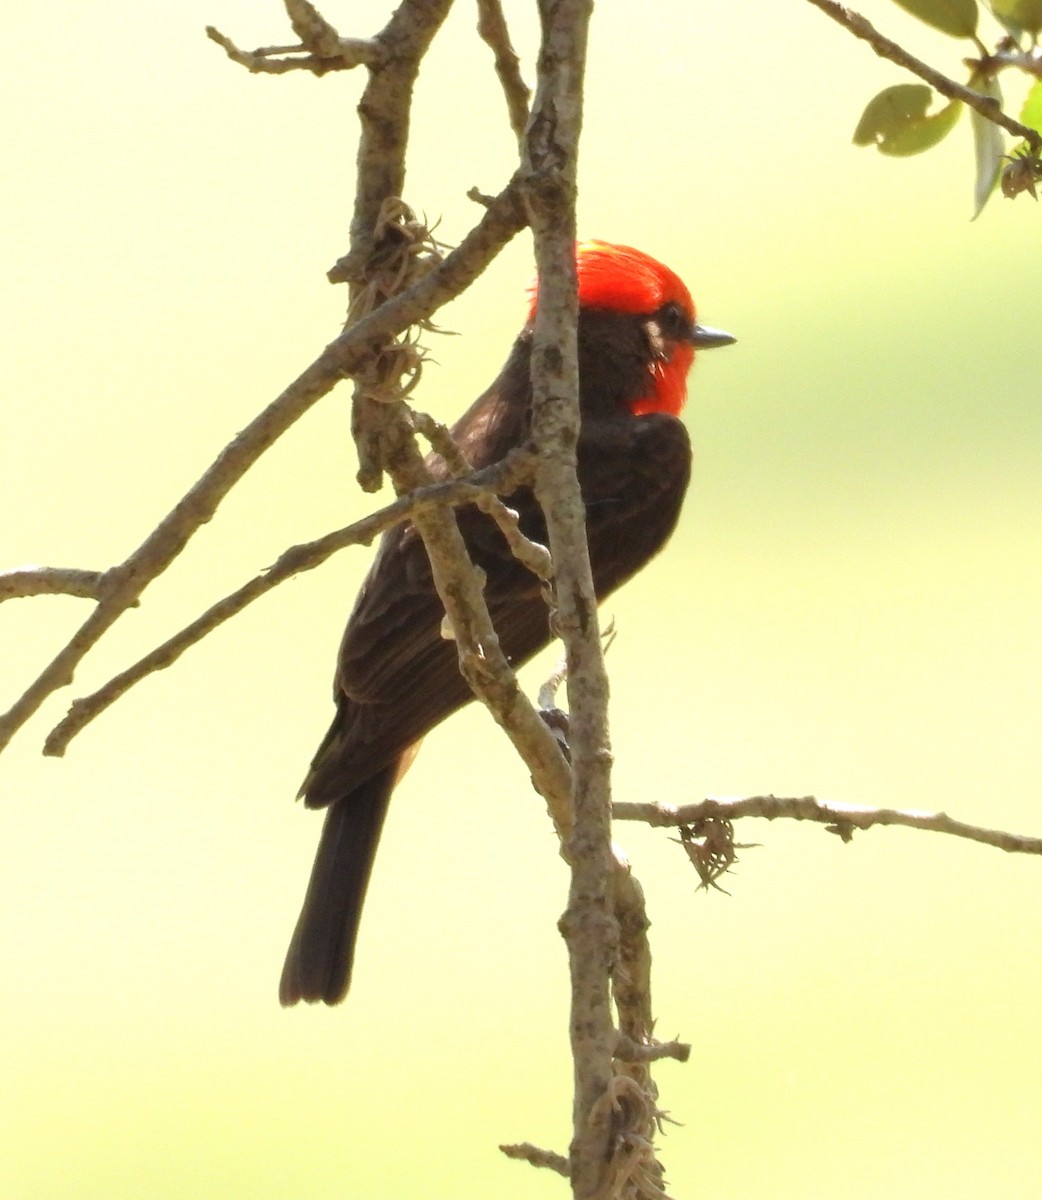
527, 241, 732, 418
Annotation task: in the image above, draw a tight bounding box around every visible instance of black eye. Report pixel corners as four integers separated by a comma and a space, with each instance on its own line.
658, 301, 690, 338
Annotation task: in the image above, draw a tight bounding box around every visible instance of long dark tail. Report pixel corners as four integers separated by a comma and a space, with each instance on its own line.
279, 762, 398, 1006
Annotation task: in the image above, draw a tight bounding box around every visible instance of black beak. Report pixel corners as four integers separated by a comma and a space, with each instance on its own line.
689, 323, 736, 349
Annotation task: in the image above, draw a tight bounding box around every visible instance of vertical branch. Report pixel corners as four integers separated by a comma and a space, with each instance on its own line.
476, 0, 532, 142
335, 0, 454, 277
325, 2, 575, 822
325, 0, 455, 489
520, 2, 614, 1197
610, 861, 668, 1197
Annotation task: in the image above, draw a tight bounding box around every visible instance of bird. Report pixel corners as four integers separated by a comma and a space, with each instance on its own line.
280, 240, 734, 1005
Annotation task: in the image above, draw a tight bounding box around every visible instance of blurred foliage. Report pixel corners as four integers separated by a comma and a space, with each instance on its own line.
987, 0, 1042, 37
854, 0, 1042, 216
969, 71, 1007, 213
892, 0, 979, 37
853, 84, 963, 153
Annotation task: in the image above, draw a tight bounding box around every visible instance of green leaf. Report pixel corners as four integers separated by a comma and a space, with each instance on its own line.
853, 84, 964, 155
1021, 79, 1042, 133
970, 74, 1005, 219
985, 0, 1042, 37
891, 0, 979, 37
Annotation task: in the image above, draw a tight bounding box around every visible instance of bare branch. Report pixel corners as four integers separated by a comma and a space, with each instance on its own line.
0, 180, 527, 759
0, 567, 114, 604
204, 25, 382, 74
614, 1034, 691, 1066
284, 0, 345, 55
300, 0, 575, 832
981, 42, 1042, 81
412, 409, 554, 581
205, 0, 385, 77
369, 411, 576, 835
43, 454, 533, 756
328, 0, 456, 487
804, 0, 1042, 153
613, 794, 1042, 857
499, 1142, 571, 1177
517, 4, 620, 1197
609, 857, 673, 1197
610, 863, 656, 1068
326, 0, 454, 287
476, 0, 532, 142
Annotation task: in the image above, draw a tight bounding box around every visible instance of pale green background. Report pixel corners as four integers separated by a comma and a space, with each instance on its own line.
3, 2, 1041, 1198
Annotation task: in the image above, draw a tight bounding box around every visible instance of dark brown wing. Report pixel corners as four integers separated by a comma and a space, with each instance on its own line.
300, 352, 538, 807
302, 406, 690, 808
284, 312, 694, 1004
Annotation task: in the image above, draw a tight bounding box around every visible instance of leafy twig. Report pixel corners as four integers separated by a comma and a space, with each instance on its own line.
805, 0, 1042, 152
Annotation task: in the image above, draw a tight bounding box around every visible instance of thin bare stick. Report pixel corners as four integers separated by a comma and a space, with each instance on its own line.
476, 0, 532, 142
294, 0, 576, 832
331, 0, 454, 487
412, 409, 554, 581
983, 42, 1042, 81
43, 453, 533, 755
0, 180, 527, 759
609, 858, 672, 1198
614, 1034, 690, 1065
206, 0, 385, 76
499, 1142, 571, 1176
804, 0, 1042, 152
371, 407, 575, 834
0, 567, 113, 604
533, 660, 672, 1121
613, 794, 1042, 856
205, 24, 382, 74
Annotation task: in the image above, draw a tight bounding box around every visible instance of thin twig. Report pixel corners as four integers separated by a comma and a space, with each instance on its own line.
499, 1142, 571, 1177
0, 180, 528, 760
305, 0, 575, 832
980, 42, 1042, 81
205, 25, 383, 74
610, 858, 672, 1198
205, 0, 384, 76
284, 0, 343, 54
804, 0, 1042, 153
614, 1034, 691, 1065
412, 409, 553, 580
613, 794, 1042, 856
333, 0, 454, 488
370, 413, 578, 833
476, 0, 532, 142
43, 454, 533, 755
0, 567, 113, 604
